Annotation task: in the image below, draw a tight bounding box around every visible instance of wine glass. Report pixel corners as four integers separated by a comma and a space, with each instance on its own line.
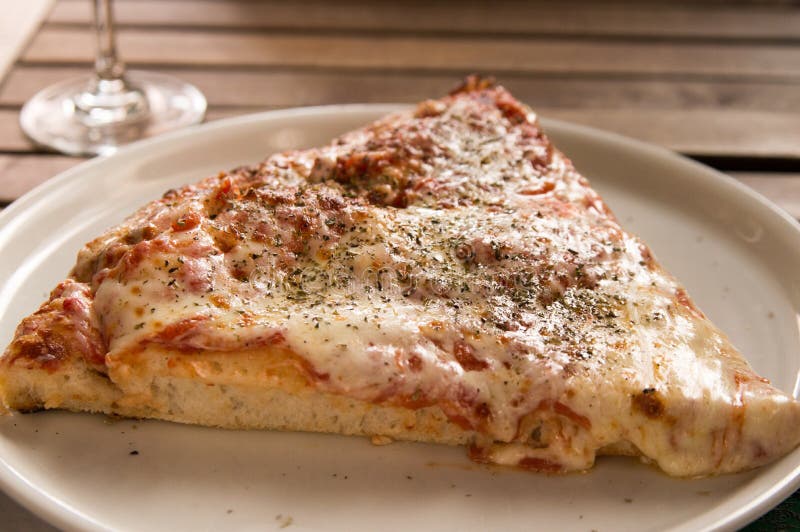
20, 0, 206, 156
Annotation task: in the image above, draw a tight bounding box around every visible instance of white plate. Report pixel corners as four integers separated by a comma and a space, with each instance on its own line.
1, 106, 799, 532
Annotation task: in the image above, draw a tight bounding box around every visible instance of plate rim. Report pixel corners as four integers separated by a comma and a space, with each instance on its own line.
0, 104, 799, 531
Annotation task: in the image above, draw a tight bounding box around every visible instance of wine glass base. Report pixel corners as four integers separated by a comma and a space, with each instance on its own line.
20, 70, 207, 156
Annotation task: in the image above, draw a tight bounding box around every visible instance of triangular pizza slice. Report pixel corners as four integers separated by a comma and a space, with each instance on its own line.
3, 77, 799, 476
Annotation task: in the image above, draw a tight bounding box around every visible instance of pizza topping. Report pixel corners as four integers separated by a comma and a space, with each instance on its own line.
79, 85, 665, 452
74, 84, 679, 445
11, 78, 795, 476
452, 339, 488, 372
171, 211, 201, 232
8, 280, 106, 372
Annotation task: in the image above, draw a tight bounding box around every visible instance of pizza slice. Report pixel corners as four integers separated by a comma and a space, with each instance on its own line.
2, 77, 799, 477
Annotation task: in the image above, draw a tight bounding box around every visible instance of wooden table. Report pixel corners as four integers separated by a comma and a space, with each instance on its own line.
0, 1, 799, 529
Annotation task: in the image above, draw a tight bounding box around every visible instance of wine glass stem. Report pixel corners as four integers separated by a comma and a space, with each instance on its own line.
72, 0, 148, 124
93, 0, 124, 80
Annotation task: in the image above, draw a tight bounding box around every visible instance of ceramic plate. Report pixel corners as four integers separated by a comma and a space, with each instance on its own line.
1, 106, 799, 531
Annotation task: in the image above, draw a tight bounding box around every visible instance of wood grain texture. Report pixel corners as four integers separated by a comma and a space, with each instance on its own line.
0, 154, 81, 203
21, 27, 800, 78
0, 110, 34, 152
546, 109, 800, 158
46, 0, 800, 40
4, 66, 800, 111
1, 105, 798, 158
0, 108, 253, 153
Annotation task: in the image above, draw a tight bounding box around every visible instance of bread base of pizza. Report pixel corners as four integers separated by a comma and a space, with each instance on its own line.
3, 346, 472, 446
2, 319, 642, 468
3, 77, 800, 478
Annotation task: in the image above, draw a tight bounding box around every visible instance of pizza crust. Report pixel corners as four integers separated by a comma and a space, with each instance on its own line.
2, 340, 654, 471
0, 344, 475, 445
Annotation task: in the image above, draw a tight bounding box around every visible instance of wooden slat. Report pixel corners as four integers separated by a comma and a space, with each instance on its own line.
152, 105, 776, 160
0, 110, 34, 152
0, 154, 82, 203
0, 107, 265, 154
21, 27, 800, 78
46, 0, 800, 40
1, 105, 799, 158
547, 108, 800, 158
4, 67, 799, 157
732, 172, 800, 219
0, 107, 250, 197
4, 66, 800, 113
198, 107, 800, 159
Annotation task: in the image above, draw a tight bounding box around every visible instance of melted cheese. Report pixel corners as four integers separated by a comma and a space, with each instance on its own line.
63, 81, 800, 475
